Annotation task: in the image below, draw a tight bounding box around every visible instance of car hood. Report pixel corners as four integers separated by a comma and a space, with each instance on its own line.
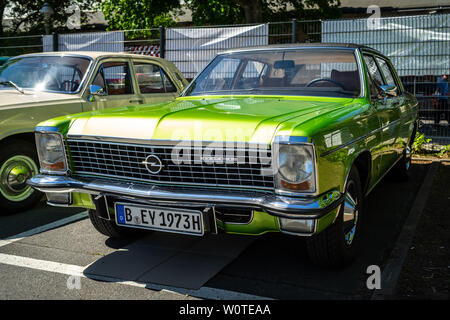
0, 89, 78, 109
66, 96, 356, 144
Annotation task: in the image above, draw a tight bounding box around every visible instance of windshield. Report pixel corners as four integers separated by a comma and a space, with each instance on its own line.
184, 49, 362, 98
0, 55, 91, 93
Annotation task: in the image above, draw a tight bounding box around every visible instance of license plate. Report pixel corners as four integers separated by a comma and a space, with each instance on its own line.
115, 203, 204, 236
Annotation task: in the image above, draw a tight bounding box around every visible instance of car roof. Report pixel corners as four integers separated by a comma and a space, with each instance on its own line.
12, 51, 163, 61
220, 43, 382, 55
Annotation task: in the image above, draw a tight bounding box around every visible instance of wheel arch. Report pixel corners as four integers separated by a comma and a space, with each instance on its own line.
0, 132, 36, 147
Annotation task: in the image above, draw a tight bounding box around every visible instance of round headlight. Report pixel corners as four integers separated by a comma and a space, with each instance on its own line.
278, 145, 314, 184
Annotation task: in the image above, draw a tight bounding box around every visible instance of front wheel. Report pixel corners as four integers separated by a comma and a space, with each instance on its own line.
0, 140, 42, 215
306, 166, 363, 267
88, 209, 145, 238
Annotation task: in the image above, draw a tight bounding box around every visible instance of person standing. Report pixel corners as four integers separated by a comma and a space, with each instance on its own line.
435, 74, 449, 125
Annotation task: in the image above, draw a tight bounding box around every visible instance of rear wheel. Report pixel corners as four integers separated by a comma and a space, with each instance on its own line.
0, 140, 42, 215
306, 166, 363, 267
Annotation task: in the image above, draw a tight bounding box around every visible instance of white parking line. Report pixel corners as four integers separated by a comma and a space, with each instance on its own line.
0, 253, 272, 300
0, 212, 272, 300
0, 211, 88, 248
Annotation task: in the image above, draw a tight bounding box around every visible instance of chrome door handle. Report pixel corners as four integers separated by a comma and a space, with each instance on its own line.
129, 99, 143, 104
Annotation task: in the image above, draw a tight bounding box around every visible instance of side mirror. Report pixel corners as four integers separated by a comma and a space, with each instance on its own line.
89, 85, 106, 96
88, 85, 106, 102
380, 84, 397, 97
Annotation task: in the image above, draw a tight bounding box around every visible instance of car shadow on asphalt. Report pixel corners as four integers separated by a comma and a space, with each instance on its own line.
82, 162, 430, 300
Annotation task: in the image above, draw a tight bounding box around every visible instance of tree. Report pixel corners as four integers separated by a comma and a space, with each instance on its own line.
186, 0, 245, 26
100, 0, 182, 31
1, 0, 101, 35
187, 0, 341, 25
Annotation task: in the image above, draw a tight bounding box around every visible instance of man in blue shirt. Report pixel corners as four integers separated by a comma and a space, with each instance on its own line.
435, 74, 449, 125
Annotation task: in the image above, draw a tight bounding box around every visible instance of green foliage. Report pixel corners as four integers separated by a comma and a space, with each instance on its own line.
1, 0, 100, 35
436, 145, 450, 158
412, 133, 449, 158
412, 133, 432, 154
186, 0, 341, 25
187, 0, 245, 25
263, 0, 341, 22
101, 0, 181, 31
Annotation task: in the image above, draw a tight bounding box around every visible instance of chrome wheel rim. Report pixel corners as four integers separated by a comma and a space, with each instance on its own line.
0, 155, 38, 202
343, 180, 359, 246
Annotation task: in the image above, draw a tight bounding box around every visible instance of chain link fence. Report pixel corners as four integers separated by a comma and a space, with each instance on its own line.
0, 15, 448, 143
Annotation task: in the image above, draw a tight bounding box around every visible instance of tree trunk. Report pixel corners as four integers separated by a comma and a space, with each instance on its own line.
0, 0, 6, 36
234, 0, 263, 23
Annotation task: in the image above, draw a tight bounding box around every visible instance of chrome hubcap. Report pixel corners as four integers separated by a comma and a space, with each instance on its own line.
343, 181, 359, 246
0, 155, 38, 202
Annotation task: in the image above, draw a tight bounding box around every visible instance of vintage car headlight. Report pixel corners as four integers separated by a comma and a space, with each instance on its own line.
35, 130, 67, 174
274, 141, 316, 193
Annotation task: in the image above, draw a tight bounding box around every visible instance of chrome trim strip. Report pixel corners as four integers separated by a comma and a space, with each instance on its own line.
320, 113, 412, 158
27, 175, 344, 219
65, 135, 271, 148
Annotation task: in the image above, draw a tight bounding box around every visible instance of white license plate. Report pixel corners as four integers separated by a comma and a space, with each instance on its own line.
115, 203, 204, 236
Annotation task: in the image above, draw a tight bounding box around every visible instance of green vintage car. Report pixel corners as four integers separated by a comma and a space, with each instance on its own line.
28, 44, 418, 266
0, 51, 188, 214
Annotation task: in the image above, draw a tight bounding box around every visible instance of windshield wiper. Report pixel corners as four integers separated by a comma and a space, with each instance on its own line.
0, 81, 24, 94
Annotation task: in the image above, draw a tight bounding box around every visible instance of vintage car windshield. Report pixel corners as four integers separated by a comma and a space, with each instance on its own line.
0, 55, 91, 93
184, 49, 362, 98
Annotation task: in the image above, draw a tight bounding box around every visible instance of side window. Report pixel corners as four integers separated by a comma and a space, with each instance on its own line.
237, 60, 267, 89
92, 61, 133, 95
364, 55, 385, 88
161, 69, 177, 93
134, 62, 177, 94
375, 57, 400, 90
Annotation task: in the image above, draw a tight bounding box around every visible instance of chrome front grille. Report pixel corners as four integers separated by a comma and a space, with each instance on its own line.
66, 139, 274, 190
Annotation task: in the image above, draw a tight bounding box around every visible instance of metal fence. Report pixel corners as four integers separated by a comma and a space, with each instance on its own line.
0, 34, 43, 57
0, 15, 449, 144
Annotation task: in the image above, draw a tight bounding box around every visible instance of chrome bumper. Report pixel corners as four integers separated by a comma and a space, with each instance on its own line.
27, 175, 343, 219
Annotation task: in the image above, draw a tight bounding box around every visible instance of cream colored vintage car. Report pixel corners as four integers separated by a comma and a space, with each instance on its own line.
0, 51, 188, 214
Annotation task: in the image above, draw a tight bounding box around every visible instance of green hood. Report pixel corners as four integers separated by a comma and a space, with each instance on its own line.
64, 95, 356, 144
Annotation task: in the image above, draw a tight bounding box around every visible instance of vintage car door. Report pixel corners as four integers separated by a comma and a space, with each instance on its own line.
363, 53, 402, 173
130, 59, 179, 105
374, 55, 411, 158
82, 58, 140, 111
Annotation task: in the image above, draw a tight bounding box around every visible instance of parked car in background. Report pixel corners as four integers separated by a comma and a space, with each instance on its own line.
29, 44, 418, 266
0, 51, 188, 214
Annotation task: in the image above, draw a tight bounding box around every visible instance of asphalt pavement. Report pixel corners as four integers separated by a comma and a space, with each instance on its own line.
0, 162, 429, 300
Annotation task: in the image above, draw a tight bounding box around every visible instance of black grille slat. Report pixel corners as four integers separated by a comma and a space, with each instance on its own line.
67, 139, 274, 190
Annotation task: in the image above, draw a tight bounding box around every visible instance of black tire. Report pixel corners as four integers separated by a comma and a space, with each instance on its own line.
0, 139, 43, 215
88, 209, 142, 238
306, 166, 363, 267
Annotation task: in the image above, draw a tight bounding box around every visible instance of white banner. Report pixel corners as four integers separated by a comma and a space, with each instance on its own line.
166, 24, 269, 78
43, 31, 124, 53
322, 14, 450, 76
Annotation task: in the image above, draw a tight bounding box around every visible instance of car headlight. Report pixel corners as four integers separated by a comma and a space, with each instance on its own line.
274, 140, 316, 193
35, 130, 67, 174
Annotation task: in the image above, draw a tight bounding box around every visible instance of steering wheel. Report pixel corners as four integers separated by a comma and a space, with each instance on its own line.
61, 80, 79, 92
306, 78, 346, 90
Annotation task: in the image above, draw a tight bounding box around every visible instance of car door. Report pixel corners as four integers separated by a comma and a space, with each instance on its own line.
363, 53, 401, 173
374, 55, 410, 159
82, 58, 140, 111
131, 59, 179, 105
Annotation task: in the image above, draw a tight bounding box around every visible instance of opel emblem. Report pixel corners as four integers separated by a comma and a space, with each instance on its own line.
142, 155, 163, 174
